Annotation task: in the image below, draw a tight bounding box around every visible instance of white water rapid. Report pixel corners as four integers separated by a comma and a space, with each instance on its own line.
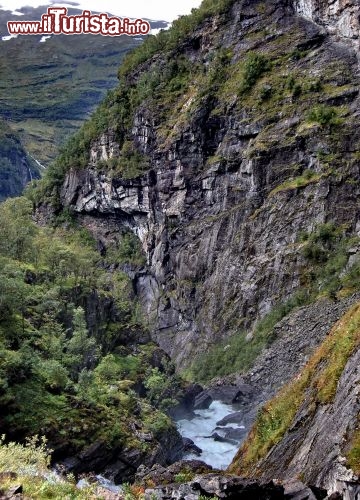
176, 401, 245, 470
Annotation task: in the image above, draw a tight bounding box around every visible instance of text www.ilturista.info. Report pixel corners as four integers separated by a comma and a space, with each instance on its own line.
7, 7, 151, 36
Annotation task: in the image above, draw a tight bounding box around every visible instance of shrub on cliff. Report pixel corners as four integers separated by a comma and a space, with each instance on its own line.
0, 436, 96, 498
239, 53, 271, 94
307, 105, 342, 128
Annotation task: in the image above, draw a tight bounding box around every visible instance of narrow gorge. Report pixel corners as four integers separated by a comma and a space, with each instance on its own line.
0, 0, 359, 498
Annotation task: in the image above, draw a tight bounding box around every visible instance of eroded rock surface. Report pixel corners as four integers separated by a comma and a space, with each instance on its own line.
293, 0, 359, 43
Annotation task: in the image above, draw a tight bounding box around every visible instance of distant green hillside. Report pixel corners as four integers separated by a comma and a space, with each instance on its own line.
0, 6, 167, 166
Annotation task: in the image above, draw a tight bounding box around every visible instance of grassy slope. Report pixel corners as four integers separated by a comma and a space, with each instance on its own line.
229, 302, 360, 476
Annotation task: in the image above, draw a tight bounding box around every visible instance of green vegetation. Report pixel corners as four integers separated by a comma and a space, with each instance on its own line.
187, 292, 307, 383
105, 230, 146, 267
239, 53, 271, 94
230, 303, 360, 475
0, 196, 181, 462
259, 85, 272, 101
347, 423, 360, 475
0, 436, 95, 498
291, 83, 302, 99
144, 365, 180, 411
300, 222, 340, 263
174, 471, 195, 483
300, 222, 360, 298
118, 0, 236, 77
307, 105, 343, 128
269, 169, 323, 196
108, 140, 150, 179
0, 435, 50, 476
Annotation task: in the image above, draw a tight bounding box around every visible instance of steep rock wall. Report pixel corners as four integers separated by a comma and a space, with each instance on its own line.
60, 0, 360, 368
230, 301, 360, 496
294, 0, 359, 43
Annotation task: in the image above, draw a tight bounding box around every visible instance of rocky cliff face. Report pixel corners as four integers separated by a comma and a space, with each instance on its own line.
230, 301, 360, 497
256, 344, 360, 495
60, 0, 360, 370
294, 0, 359, 43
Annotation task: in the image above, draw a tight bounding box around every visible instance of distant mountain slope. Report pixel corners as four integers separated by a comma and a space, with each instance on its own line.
0, 118, 39, 201
0, 6, 168, 166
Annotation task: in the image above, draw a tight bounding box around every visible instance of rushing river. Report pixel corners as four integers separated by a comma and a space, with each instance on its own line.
176, 401, 245, 470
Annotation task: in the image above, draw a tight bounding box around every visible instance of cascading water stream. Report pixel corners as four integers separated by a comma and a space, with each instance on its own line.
176, 401, 245, 470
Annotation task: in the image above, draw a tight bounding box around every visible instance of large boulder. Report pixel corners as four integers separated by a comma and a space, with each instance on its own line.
168, 384, 204, 420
